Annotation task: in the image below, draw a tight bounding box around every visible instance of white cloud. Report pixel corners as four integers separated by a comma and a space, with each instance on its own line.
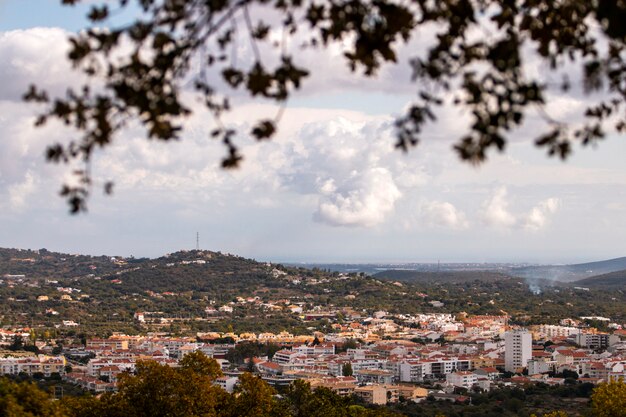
419, 200, 469, 230
0, 25, 624, 261
314, 167, 401, 227
0, 28, 77, 101
481, 186, 517, 229
480, 187, 561, 232
524, 198, 560, 231
275, 116, 414, 227
7, 171, 36, 210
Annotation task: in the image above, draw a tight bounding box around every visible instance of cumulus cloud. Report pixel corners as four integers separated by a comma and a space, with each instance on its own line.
419, 200, 469, 230
0, 26, 608, 260
524, 198, 560, 231
480, 187, 560, 232
276, 116, 421, 227
0, 28, 570, 238
7, 171, 37, 210
0, 28, 78, 101
314, 167, 401, 227
481, 186, 517, 229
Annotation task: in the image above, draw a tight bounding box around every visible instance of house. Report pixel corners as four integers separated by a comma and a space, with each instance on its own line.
399, 360, 425, 383
257, 361, 282, 375
214, 376, 238, 393
527, 358, 556, 375
473, 367, 501, 380
582, 362, 610, 380
87, 338, 129, 351
178, 344, 198, 359
386, 385, 429, 401
98, 365, 121, 383
446, 371, 477, 389
309, 376, 357, 396
354, 369, 394, 384
293, 344, 335, 356
354, 385, 387, 405
273, 350, 301, 365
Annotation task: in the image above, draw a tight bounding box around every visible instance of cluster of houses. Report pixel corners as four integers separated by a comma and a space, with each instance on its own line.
57, 326, 626, 401
0, 313, 625, 402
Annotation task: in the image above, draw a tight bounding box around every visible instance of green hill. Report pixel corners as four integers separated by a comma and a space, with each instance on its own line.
572, 269, 626, 288
0, 247, 125, 279
1, 247, 625, 335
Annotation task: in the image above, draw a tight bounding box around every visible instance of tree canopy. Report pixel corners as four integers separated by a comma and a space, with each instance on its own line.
25, 0, 626, 211
0, 364, 625, 417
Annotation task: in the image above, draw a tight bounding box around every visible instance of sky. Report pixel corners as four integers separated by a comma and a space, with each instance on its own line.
0, 1, 625, 264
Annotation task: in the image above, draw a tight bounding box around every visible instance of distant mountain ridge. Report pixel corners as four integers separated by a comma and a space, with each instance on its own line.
372, 270, 514, 284
3, 247, 625, 287
509, 257, 626, 282
572, 269, 626, 288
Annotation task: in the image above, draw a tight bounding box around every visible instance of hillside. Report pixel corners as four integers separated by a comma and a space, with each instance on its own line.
573, 269, 626, 288
508, 256, 626, 282
1, 247, 625, 335
0, 247, 126, 279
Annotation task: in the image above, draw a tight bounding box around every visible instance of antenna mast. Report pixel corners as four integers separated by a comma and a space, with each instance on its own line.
196, 232, 199, 251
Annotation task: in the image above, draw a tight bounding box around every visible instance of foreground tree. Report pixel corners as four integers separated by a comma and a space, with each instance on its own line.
590, 379, 626, 417
4, 369, 625, 417
64, 356, 228, 417
25, 0, 626, 211
0, 378, 65, 417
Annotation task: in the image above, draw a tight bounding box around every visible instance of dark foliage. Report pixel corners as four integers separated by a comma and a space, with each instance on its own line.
23, 0, 626, 211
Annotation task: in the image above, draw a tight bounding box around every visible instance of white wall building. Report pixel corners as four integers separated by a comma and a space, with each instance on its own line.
527, 359, 556, 375
504, 330, 532, 372
214, 376, 238, 393
572, 333, 620, 349
446, 371, 477, 389
399, 361, 424, 383
0, 356, 66, 377
535, 324, 580, 339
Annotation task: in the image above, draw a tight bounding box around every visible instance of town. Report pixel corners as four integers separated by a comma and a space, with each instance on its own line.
1, 310, 625, 407
1, 248, 625, 415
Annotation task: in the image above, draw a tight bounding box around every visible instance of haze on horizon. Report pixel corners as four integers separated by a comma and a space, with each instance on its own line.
1, 1, 626, 265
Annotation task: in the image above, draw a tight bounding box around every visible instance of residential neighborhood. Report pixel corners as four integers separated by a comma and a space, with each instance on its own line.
1, 311, 624, 404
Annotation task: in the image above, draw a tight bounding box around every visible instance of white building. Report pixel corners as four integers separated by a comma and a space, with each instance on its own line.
0, 355, 66, 377
214, 376, 238, 393
504, 330, 532, 372
572, 333, 619, 349
446, 371, 477, 389
535, 324, 580, 339
273, 350, 301, 365
527, 359, 557, 375
293, 344, 335, 356
218, 305, 233, 313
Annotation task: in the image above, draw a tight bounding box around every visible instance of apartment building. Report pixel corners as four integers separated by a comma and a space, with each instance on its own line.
86, 338, 129, 351
504, 330, 532, 372
354, 385, 387, 405
572, 333, 620, 349
533, 325, 581, 339
0, 355, 66, 377
446, 371, 477, 389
